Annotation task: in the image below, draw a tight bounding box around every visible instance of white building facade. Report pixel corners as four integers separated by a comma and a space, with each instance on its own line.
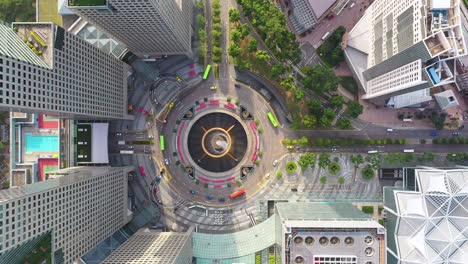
0, 22, 129, 119
67, 0, 193, 57
344, 0, 467, 108
0, 166, 133, 264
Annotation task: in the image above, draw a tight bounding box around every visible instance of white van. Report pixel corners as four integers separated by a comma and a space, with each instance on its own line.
387, 128, 393, 132
349, 2, 355, 8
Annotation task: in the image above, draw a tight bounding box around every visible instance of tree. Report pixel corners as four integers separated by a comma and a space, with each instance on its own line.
228, 43, 242, 58
198, 29, 207, 42
247, 38, 258, 52
0, 0, 35, 22
362, 165, 375, 180
212, 30, 222, 40
270, 64, 285, 80
308, 99, 323, 117
301, 65, 339, 95
302, 114, 317, 128
320, 109, 336, 128
298, 152, 316, 169
331, 95, 344, 109
255, 50, 271, 63
239, 24, 250, 38
320, 115, 332, 128
280, 76, 295, 91
213, 22, 222, 32
318, 153, 331, 168
231, 29, 242, 43
351, 154, 364, 168
228, 8, 240, 23
338, 118, 352, 129
196, 14, 205, 28
348, 101, 363, 118
295, 88, 305, 101
213, 46, 222, 57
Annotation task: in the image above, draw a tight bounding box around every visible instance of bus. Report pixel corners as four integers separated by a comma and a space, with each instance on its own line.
160, 135, 165, 151
403, 149, 414, 153
203, 65, 212, 80
267, 112, 278, 127
120, 150, 134, 154
230, 188, 246, 199
368, 150, 378, 154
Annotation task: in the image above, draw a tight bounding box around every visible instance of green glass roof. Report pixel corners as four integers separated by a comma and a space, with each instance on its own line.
276, 202, 371, 220
192, 216, 276, 259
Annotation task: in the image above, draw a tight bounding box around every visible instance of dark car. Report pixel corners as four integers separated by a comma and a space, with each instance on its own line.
218, 198, 225, 202
206, 195, 214, 200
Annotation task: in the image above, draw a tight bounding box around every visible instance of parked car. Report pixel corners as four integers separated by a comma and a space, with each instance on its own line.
210, 86, 217, 90
218, 198, 225, 202
190, 190, 197, 195
206, 195, 214, 200
273, 160, 278, 166
164, 159, 169, 165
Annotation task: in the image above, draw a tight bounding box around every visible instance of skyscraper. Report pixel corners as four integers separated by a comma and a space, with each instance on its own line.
0, 166, 133, 264
344, 0, 466, 108
67, 0, 193, 57
0, 22, 129, 119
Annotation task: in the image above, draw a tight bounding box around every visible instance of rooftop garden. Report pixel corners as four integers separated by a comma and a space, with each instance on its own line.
68, 0, 107, 6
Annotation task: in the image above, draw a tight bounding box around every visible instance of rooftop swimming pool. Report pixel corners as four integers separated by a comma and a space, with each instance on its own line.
25, 134, 59, 153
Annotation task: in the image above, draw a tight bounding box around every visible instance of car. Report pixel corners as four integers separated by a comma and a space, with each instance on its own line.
291, 188, 298, 192
218, 198, 225, 202
128, 145, 134, 149
164, 159, 169, 165
386, 128, 393, 132
206, 195, 214, 200
273, 160, 278, 166
148, 135, 154, 139
431, 131, 438, 137
234, 84, 241, 88
265, 173, 270, 179
190, 190, 197, 195
210, 86, 217, 90
452, 132, 460, 136
116, 133, 122, 136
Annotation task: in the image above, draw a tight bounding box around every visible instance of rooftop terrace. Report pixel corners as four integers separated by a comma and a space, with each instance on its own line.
13, 23, 54, 68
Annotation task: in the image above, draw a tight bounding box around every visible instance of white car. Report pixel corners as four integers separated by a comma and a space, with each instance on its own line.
273, 160, 278, 167
148, 135, 154, 139
164, 159, 169, 165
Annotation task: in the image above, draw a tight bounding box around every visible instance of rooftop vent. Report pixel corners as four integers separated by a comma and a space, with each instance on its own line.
319, 236, 329, 246
294, 236, 303, 244
295, 256, 304, 263
330, 237, 340, 245
364, 236, 374, 245
365, 247, 375, 257
345, 237, 354, 246
305, 236, 314, 245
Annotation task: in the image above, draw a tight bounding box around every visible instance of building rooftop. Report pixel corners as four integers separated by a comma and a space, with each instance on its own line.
12, 23, 55, 68
385, 168, 468, 264
308, 0, 336, 18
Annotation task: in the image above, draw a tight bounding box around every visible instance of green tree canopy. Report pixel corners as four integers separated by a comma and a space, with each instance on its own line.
348, 101, 363, 118
196, 14, 205, 28
302, 114, 317, 128
331, 95, 344, 109
231, 29, 242, 43
270, 64, 285, 80
298, 152, 316, 169
318, 153, 331, 168
255, 50, 271, 63
247, 38, 258, 52
301, 65, 339, 95
307, 99, 323, 117
338, 118, 352, 129
228, 43, 242, 58
229, 8, 241, 23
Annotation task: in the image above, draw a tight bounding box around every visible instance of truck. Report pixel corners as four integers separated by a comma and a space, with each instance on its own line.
118, 141, 125, 145
120, 150, 134, 154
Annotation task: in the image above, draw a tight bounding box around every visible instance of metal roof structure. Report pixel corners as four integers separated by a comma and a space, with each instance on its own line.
385, 168, 468, 264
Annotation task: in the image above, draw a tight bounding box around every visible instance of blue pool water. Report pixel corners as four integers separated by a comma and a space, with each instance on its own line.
25, 134, 59, 152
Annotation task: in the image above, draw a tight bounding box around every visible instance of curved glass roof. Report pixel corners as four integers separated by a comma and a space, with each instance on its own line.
192, 216, 276, 259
